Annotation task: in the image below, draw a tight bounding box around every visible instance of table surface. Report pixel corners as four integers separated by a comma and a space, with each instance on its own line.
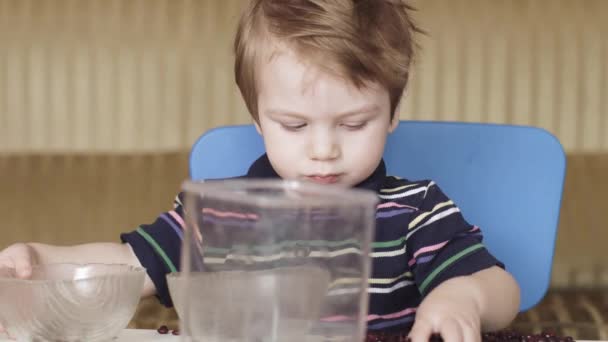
0, 329, 179, 341
0, 330, 603, 341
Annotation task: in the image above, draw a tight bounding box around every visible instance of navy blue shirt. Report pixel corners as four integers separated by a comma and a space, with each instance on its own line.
121, 154, 502, 331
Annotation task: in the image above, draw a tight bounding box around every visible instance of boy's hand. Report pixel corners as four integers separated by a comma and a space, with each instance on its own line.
409, 276, 483, 342
0, 243, 38, 279
0, 243, 37, 337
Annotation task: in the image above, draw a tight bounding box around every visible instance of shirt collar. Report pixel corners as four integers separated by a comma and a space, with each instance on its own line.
246, 154, 386, 193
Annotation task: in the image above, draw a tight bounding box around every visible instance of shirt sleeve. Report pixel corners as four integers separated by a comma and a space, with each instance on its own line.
405, 181, 504, 296
120, 193, 185, 307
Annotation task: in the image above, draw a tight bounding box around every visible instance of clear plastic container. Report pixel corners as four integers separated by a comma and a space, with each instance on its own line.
174, 179, 378, 342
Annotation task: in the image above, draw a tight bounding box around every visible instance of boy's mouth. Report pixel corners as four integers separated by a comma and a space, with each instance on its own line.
305, 174, 342, 184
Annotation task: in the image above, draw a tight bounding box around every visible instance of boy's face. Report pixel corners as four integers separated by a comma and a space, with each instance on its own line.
255, 48, 399, 187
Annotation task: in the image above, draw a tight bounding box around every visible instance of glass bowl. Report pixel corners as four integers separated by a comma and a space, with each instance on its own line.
167, 266, 331, 339
0, 263, 145, 341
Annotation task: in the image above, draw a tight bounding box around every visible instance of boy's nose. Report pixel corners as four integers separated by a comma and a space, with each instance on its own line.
308, 132, 340, 161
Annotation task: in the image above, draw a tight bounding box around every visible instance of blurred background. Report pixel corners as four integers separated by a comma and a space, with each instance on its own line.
0, 0, 607, 338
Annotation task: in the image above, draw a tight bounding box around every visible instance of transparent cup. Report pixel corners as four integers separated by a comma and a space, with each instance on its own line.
174, 179, 378, 342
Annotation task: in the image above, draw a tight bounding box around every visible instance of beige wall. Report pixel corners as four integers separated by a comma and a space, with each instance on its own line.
0, 0, 607, 153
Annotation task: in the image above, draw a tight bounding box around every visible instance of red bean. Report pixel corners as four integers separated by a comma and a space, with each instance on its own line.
364, 330, 576, 342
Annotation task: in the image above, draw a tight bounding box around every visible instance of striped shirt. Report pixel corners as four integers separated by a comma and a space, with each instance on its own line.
121, 154, 501, 332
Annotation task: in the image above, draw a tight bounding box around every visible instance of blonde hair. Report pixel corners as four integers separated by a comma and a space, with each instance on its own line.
234, 0, 422, 121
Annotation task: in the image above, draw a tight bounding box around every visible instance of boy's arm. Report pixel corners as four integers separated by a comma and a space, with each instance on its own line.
409, 266, 520, 341
469, 265, 520, 331
429, 266, 520, 330
404, 181, 520, 340
27, 242, 157, 297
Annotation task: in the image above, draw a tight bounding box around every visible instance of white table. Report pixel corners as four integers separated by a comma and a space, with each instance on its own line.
0, 330, 602, 341
0, 329, 179, 341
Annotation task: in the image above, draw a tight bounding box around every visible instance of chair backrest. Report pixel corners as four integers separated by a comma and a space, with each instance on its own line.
189, 121, 566, 311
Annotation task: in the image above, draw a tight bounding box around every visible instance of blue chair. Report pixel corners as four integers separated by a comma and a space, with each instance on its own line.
189, 121, 566, 312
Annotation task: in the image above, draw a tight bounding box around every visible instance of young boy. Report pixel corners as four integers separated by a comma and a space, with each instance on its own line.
0, 1, 520, 341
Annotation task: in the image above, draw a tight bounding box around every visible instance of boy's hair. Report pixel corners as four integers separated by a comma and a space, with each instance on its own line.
234, 0, 423, 121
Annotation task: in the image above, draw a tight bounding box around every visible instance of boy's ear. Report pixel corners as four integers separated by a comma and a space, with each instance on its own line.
388, 111, 400, 133
389, 91, 407, 133
254, 120, 262, 134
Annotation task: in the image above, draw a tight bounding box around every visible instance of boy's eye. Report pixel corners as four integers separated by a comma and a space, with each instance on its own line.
280, 123, 307, 131
341, 122, 367, 130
